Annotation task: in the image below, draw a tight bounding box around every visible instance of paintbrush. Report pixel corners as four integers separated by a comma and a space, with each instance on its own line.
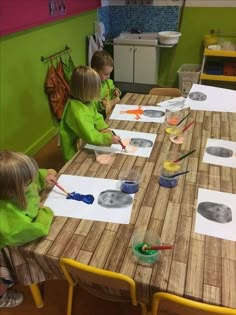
173, 149, 196, 163
176, 112, 191, 126
51, 180, 73, 197
165, 170, 190, 178
112, 130, 127, 152
142, 244, 173, 251
172, 121, 195, 141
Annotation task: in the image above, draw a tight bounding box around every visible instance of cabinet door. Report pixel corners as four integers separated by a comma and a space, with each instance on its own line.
114, 45, 134, 83
134, 46, 158, 84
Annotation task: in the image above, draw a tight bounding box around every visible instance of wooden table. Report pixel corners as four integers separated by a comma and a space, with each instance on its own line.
2, 93, 236, 309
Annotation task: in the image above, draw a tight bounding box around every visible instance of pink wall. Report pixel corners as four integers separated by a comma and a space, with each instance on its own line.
0, 0, 100, 37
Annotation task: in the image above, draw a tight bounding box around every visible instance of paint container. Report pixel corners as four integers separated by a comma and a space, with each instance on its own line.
159, 173, 179, 188
162, 151, 182, 174
165, 109, 184, 127
132, 230, 161, 265
94, 150, 116, 164
120, 169, 140, 194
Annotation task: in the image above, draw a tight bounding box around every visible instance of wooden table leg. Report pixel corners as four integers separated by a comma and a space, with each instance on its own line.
29, 283, 44, 308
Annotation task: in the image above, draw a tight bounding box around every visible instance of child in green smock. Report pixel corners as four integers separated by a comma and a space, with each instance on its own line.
0, 151, 56, 308
59, 65, 121, 161
91, 50, 121, 118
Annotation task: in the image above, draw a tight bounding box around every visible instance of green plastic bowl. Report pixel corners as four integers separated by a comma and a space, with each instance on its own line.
131, 230, 161, 265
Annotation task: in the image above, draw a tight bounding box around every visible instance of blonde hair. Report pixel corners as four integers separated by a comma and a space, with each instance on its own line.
91, 50, 114, 71
70, 66, 101, 102
0, 151, 38, 209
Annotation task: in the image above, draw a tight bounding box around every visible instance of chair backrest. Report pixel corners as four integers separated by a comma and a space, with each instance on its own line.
60, 258, 138, 305
149, 88, 182, 97
152, 292, 236, 315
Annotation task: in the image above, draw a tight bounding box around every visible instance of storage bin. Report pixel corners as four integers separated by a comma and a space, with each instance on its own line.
177, 64, 201, 96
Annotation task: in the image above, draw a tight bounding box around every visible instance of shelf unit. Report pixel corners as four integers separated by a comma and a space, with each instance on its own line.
199, 48, 236, 84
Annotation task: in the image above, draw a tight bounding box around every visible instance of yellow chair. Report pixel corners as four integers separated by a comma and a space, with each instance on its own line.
60, 258, 147, 315
152, 292, 236, 315
149, 88, 182, 97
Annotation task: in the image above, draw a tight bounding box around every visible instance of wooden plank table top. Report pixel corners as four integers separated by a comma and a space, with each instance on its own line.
3, 93, 236, 308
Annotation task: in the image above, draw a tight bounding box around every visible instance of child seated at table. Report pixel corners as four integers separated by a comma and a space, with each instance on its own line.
59, 65, 120, 161
0, 151, 56, 308
91, 50, 121, 118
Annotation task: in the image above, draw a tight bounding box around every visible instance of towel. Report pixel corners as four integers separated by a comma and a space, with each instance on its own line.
88, 34, 104, 66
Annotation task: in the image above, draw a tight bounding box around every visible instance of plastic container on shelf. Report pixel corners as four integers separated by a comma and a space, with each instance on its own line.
177, 64, 201, 96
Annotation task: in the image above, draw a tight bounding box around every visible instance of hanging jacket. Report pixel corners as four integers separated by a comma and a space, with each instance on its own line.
45, 60, 70, 120
59, 98, 112, 161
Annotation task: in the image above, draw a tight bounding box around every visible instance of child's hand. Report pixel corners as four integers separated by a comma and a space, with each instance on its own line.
45, 169, 57, 186
113, 88, 121, 98
112, 135, 121, 144
101, 98, 110, 109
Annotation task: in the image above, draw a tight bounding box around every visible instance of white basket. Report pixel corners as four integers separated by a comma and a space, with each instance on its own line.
177, 64, 201, 96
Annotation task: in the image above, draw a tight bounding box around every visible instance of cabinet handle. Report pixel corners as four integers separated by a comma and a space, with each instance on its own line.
134, 48, 137, 52
129, 48, 133, 52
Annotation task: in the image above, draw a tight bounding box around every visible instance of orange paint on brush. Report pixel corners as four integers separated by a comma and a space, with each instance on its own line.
120, 106, 144, 120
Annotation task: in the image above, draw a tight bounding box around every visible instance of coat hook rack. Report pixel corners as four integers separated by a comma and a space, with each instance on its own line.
41, 45, 71, 62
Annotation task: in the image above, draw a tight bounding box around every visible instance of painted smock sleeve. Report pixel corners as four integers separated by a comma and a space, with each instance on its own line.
0, 205, 54, 249
66, 102, 112, 146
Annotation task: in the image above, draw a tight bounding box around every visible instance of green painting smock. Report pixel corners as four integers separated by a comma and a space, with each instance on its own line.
0, 169, 54, 250
97, 79, 115, 114
60, 98, 112, 161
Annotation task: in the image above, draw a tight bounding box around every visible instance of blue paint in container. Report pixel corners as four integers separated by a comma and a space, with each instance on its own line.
159, 175, 178, 188
121, 181, 139, 194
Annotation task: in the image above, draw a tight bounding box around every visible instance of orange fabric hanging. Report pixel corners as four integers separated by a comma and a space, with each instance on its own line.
45, 60, 70, 120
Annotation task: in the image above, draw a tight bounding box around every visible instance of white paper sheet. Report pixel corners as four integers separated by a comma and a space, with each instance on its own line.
185, 84, 236, 113
203, 138, 236, 168
85, 129, 157, 158
109, 104, 166, 122
195, 188, 236, 241
44, 175, 133, 224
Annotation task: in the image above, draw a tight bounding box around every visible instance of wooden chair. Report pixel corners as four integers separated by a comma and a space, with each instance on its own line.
152, 292, 236, 315
60, 258, 147, 315
149, 87, 182, 97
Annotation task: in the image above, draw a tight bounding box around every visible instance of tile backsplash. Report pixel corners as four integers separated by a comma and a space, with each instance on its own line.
98, 5, 180, 39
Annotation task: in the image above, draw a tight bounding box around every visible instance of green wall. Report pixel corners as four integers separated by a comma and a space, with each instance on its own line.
158, 7, 236, 87
0, 11, 97, 155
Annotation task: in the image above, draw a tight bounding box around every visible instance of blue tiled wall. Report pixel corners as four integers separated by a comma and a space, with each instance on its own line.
98, 6, 180, 39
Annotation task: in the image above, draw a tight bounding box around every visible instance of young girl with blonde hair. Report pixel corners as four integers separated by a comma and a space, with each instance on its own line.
0, 151, 56, 308
91, 50, 121, 118
60, 65, 120, 161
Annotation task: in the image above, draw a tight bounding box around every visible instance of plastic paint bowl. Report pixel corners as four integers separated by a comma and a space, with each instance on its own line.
121, 181, 139, 194
132, 230, 161, 265
159, 174, 179, 188
119, 169, 140, 194
162, 152, 182, 174
94, 150, 116, 164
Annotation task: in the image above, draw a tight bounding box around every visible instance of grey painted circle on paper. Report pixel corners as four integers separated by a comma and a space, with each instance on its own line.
130, 138, 153, 148
197, 201, 232, 224
189, 91, 207, 101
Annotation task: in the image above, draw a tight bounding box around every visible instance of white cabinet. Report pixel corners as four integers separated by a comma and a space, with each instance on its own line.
114, 45, 159, 84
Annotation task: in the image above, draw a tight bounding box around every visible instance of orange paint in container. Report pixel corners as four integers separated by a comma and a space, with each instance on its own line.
166, 117, 179, 125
